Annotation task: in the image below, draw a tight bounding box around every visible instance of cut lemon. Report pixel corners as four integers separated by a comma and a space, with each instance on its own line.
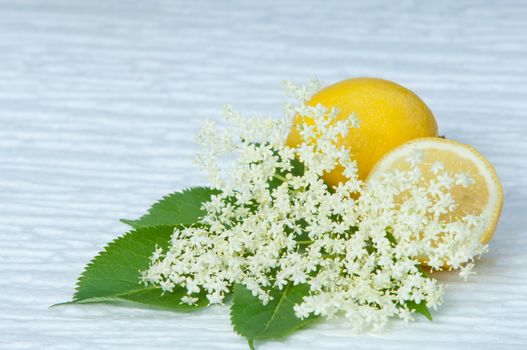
365, 137, 503, 244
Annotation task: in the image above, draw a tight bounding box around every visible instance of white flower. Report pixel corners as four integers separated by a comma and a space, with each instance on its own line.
431, 161, 444, 175
294, 303, 311, 319
406, 149, 424, 166
459, 263, 476, 281
141, 79, 489, 332
455, 172, 475, 187
181, 296, 199, 305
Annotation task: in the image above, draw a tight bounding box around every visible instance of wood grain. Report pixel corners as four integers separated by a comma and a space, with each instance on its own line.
1, 0, 526, 348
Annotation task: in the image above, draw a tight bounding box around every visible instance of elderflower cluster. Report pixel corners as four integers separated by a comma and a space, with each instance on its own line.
141, 79, 488, 331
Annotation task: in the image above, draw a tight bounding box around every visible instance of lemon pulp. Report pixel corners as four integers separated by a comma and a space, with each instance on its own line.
365, 137, 503, 244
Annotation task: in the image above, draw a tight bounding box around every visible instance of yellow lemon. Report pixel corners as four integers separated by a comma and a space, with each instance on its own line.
365, 137, 503, 244
286, 78, 438, 185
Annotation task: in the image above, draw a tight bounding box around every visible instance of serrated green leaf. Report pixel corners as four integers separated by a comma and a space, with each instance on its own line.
71, 225, 207, 311
406, 300, 433, 321
230, 283, 318, 346
121, 186, 220, 229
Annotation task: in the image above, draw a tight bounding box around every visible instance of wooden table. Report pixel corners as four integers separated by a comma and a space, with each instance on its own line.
1, 1, 526, 348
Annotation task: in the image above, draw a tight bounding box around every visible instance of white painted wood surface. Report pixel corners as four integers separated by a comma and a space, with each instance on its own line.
1, 0, 526, 348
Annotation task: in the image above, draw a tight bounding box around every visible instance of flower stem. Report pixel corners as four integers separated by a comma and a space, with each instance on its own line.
291, 187, 305, 194
273, 173, 288, 182
296, 240, 313, 245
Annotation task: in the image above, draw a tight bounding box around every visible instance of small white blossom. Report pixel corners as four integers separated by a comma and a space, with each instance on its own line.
431, 161, 444, 175
459, 263, 476, 281
455, 172, 475, 187
181, 296, 199, 305
348, 113, 360, 128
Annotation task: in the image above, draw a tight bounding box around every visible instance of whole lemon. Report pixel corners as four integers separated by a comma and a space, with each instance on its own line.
286, 78, 438, 186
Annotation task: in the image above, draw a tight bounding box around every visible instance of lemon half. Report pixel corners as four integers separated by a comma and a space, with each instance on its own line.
365, 137, 503, 244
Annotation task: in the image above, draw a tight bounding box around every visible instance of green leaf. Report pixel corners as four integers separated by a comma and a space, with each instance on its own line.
230, 283, 318, 346
385, 227, 397, 246
122, 186, 220, 229
406, 300, 433, 321
417, 264, 429, 277
71, 225, 207, 311
290, 157, 305, 177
